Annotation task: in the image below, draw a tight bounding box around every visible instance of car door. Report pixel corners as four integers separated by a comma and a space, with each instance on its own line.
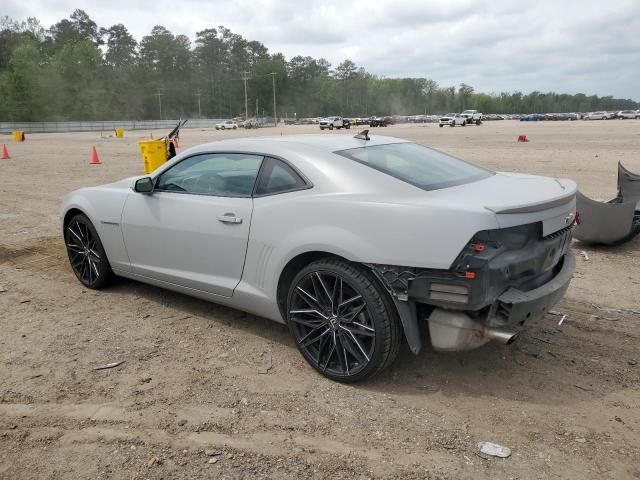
121, 152, 264, 297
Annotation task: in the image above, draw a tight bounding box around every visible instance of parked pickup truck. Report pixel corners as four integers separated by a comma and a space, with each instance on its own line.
439, 113, 467, 127
319, 116, 346, 130
460, 110, 483, 125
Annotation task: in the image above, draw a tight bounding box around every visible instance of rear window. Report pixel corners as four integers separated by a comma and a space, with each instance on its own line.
335, 143, 493, 191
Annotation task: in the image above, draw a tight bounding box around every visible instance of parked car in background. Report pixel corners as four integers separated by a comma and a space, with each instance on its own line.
520, 114, 545, 121
215, 120, 238, 130
617, 110, 640, 119
242, 119, 262, 129
439, 113, 467, 127
61, 134, 577, 382
584, 112, 608, 120
369, 116, 390, 127
460, 110, 483, 125
319, 116, 345, 130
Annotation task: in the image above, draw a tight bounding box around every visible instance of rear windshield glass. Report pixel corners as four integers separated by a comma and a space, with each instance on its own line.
335, 143, 493, 191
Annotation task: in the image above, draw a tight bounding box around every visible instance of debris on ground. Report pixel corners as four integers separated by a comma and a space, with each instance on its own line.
205, 449, 222, 456
177, 419, 188, 427
478, 441, 511, 458
146, 456, 158, 468
208, 457, 218, 464
573, 384, 593, 392
93, 360, 125, 371
257, 354, 272, 374
580, 250, 589, 261
558, 314, 568, 326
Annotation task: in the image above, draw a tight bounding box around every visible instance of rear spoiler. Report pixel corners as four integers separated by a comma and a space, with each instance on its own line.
485, 189, 575, 214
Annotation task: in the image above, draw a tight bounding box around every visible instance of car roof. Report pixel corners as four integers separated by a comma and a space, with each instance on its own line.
186, 134, 410, 155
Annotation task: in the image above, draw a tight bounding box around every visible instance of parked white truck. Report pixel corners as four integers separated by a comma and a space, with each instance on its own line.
439, 113, 467, 127
319, 116, 344, 130
460, 110, 483, 125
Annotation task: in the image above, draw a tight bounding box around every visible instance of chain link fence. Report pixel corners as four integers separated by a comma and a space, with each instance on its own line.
0, 119, 229, 134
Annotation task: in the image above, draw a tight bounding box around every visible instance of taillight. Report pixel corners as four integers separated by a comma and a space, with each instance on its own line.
575, 212, 580, 225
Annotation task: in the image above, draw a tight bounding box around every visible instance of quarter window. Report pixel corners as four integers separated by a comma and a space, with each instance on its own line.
156, 153, 263, 197
255, 157, 308, 195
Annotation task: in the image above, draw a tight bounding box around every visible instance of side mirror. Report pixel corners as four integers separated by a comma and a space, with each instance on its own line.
134, 177, 154, 194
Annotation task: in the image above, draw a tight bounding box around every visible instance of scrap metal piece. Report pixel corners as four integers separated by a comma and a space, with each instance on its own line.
574, 191, 637, 245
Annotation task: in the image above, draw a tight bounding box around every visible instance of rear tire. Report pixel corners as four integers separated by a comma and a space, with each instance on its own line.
64, 214, 115, 289
286, 259, 401, 383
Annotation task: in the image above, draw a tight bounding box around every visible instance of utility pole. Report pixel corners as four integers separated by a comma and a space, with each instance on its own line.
256, 98, 259, 118
241, 72, 250, 121
194, 91, 202, 119
155, 89, 164, 119
266, 72, 278, 127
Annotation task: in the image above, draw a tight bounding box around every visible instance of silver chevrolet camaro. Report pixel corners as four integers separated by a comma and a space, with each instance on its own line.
61, 133, 577, 382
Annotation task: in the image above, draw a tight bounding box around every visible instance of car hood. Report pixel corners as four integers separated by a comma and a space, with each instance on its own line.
101, 176, 143, 190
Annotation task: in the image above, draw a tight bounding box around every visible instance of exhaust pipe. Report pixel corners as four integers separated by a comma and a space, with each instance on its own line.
482, 327, 519, 345
428, 309, 520, 351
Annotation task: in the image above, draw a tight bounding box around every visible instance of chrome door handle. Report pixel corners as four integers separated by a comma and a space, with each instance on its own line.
217, 214, 243, 224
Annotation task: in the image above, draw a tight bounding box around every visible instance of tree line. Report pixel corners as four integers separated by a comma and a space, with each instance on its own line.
0, 10, 637, 122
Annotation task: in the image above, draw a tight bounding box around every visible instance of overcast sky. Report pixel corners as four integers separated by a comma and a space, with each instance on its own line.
5, 0, 640, 99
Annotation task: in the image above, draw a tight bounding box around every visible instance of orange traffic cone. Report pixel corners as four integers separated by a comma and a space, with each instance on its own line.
1, 144, 10, 159
90, 146, 101, 165
174, 137, 180, 148
517, 135, 529, 143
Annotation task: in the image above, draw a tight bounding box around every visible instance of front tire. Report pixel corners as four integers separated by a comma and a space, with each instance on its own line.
286, 259, 401, 383
64, 214, 115, 289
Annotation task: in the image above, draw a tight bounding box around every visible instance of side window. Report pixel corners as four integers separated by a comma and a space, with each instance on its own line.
255, 157, 308, 195
156, 153, 263, 197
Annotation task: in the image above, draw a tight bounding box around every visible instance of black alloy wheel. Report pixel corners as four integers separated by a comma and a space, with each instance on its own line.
65, 214, 115, 289
287, 259, 401, 382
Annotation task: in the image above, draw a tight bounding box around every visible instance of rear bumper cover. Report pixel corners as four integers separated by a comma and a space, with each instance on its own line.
487, 251, 575, 328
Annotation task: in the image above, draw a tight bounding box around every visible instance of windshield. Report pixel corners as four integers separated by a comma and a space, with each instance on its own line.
335, 143, 493, 191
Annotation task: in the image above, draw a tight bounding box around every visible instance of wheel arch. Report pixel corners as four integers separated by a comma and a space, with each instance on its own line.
275, 250, 419, 354
62, 207, 88, 231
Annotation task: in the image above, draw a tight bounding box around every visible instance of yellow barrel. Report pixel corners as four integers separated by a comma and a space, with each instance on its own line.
12, 131, 25, 142
115, 128, 124, 138
137, 139, 168, 174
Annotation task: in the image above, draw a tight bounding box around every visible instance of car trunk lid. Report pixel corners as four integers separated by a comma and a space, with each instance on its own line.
432, 172, 577, 236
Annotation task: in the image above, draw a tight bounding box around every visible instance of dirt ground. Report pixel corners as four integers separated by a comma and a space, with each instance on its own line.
1, 120, 639, 479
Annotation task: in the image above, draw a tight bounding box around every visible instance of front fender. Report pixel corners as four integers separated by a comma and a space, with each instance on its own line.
60, 187, 132, 271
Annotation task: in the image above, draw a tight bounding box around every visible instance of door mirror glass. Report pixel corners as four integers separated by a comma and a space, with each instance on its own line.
134, 177, 154, 193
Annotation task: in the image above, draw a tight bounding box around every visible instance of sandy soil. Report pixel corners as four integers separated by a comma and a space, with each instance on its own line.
1, 120, 639, 479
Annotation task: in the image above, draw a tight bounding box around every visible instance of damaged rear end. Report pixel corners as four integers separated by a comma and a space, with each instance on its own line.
370, 174, 577, 353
